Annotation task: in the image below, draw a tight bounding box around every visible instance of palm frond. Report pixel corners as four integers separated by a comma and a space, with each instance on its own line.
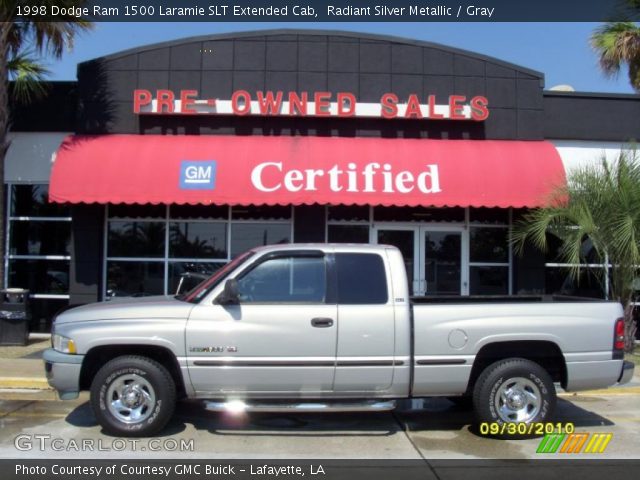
7, 51, 50, 103
2, 1, 94, 57
512, 149, 640, 300
590, 22, 640, 83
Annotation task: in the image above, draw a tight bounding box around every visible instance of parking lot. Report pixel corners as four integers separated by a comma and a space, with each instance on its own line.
1, 389, 638, 460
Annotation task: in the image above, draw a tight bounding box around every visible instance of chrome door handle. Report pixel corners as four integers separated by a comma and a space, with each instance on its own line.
311, 318, 334, 328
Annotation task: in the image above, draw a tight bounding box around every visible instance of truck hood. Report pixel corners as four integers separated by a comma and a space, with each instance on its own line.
54, 295, 194, 324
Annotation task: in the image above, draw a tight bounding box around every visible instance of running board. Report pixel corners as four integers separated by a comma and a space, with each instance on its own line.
203, 399, 396, 413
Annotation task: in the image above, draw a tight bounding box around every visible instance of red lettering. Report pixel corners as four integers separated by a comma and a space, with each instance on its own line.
314, 92, 331, 116
427, 95, 444, 119
133, 89, 152, 113
232, 90, 252, 115
380, 93, 398, 119
470, 95, 489, 121
156, 90, 175, 113
289, 92, 308, 116
257, 91, 284, 115
448, 95, 466, 120
405, 94, 423, 119
337, 92, 356, 117
180, 90, 198, 114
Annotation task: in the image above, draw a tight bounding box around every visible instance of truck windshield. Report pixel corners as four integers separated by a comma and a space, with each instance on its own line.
179, 250, 255, 304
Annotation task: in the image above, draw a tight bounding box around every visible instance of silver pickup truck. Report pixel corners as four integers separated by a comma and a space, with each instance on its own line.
43, 244, 634, 437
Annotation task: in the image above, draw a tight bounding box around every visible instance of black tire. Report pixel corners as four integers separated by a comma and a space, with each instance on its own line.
90, 355, 176, 437
472, 358, 556, 439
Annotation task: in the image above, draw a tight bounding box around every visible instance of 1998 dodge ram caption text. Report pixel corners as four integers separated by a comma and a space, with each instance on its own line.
15, 4, 496, 19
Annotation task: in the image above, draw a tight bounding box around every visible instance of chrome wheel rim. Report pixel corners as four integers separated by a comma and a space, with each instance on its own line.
494, 377, 541, 423
106, 374, 156, 424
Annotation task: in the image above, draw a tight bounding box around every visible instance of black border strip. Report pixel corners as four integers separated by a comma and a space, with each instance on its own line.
192, 360, 404, 367
193, 360, 335, 367
416, 359, 467, 365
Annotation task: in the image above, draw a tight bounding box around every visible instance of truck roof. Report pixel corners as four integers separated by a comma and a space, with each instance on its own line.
249, 243, 394, 253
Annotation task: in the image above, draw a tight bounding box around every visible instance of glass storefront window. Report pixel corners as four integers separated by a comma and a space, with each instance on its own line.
328, 205, 370, 221
108, 221, 166, 257
170, 204, 228, 220
106, 261, 165, 298
470, 266, 509, 295
327, 225, 369, 243
469, 207, 509, 224
108, 204, 166, 219
470, 227, 509, 263
169, 222, 227, 259
104, 204, 293, 298
9, 221, 71, 256
29, 299, 70, 333
545, 233, 602, 264
169, 262, 223, 295
10, 185, 69, 217
8, 259, 70, 294
232, 205, 291, 220
545, 267, 605, 298
230, 223, 291, 257
7, 184, 72, 333
374, 206, 465, 222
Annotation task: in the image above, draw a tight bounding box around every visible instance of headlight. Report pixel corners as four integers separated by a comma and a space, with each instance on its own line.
52, 334, 77, 354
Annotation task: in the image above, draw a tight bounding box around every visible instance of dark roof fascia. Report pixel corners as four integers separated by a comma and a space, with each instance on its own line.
544, 90, 640, 100
78, 28, 544, 80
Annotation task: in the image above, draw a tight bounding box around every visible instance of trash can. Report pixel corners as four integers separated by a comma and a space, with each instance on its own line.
0, 288, 30, 346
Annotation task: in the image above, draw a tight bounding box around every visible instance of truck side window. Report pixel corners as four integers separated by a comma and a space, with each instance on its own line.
335, 253, 388, 304
236, 256, 326, 303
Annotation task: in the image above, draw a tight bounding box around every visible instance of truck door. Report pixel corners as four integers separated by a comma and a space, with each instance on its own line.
185, 250, 337, 395
332, 251, 396, 392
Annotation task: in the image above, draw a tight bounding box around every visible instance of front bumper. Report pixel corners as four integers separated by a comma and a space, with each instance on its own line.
618, 360, 635, 385
43, 348, 84, 400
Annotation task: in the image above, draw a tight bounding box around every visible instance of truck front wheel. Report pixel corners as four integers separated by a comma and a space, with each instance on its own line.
472, 358, 556, 439
90, 355, 176, 437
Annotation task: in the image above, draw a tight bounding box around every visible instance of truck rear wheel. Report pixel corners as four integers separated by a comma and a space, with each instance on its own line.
472, 358, 556, 439
90, 355, 176, 437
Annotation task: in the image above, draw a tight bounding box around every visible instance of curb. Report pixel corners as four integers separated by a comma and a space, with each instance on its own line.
558, 385, 640, 396
0, 378, 637, 395
0, 377, 52, 390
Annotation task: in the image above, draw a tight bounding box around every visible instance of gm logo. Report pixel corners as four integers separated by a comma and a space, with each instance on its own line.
180, 161, 217, 190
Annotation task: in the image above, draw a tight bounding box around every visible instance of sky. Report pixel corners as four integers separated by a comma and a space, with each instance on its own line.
43, 22, 637, 94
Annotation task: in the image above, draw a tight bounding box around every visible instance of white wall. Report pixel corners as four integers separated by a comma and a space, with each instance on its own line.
552, 140, 637, 175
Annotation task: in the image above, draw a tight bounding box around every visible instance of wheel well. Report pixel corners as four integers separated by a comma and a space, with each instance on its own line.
80, 345, 186, 398
466, 341, 567, 393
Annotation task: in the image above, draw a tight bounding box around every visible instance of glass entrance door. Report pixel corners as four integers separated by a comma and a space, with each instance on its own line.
374, 226, 468, 296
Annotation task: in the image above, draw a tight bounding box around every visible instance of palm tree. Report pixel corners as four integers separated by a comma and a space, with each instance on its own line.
512, 150, 640, 352
590, 22, 640, 92
0, 1, 92, 287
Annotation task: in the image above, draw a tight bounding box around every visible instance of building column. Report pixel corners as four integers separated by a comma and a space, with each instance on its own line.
69, 204, 104, 305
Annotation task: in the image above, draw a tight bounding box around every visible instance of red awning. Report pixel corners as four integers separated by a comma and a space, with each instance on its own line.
49, 135, 565, 208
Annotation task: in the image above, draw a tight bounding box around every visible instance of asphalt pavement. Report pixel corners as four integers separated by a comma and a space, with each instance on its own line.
0, 339, 639, 460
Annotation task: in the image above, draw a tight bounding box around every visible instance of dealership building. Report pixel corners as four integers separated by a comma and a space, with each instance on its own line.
5, 29, 640, 332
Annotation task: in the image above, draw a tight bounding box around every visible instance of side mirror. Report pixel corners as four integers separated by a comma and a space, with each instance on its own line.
218, 279, 239, 305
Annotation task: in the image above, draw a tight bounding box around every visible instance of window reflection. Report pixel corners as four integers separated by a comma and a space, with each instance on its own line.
169, 223, 227, 259
10, 221, 71, 256
470, 266, 509, 295
9, 260, 70, 294
11, 185, 69, 217
108, 222, 166, 257
230, 223, 290, 257
470, 228, 508, 263
106, 262, 165, 298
